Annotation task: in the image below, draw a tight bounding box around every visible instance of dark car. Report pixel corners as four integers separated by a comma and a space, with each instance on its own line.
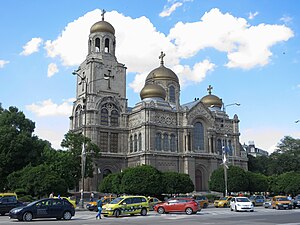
249, 195, 265, 206
153, 198, 200, 215
9, 198, 75, 221
0, 195, 24, 216
293, 195, 300, 209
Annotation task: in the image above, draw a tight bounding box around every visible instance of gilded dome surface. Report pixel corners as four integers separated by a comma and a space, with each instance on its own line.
146, 65, 179, 83
201, 94, 223, 108
90, 21, 115, 34
140, 83, 166, 100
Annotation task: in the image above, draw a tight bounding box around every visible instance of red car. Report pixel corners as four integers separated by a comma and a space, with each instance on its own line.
153, 198, 200, 215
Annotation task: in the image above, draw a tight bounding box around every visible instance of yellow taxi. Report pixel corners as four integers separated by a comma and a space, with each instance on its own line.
54, 196, 76, 208
214, 196, 233, 208
271, 196, 293, 210
193, 195, 209, 208
86, 195, 115, 211
148, 197, 162, 210
102, 195, 149, 217
0, 192, 17, 199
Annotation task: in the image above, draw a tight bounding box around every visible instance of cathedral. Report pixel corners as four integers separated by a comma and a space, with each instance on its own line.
70, 12, 248, 192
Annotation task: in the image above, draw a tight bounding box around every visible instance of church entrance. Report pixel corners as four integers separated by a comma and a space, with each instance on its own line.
195, 169, 203, 191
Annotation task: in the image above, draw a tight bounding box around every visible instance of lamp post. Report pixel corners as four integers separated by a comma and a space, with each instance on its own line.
295, 120, 300, 123
223, 103, 240, 113
72, 70, 87, 208
72, 69, 114, 208
221, 136, 229, 196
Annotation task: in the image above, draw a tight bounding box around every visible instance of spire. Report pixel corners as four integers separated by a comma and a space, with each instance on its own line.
159, 51, 166, 66
207, 85, 213, 95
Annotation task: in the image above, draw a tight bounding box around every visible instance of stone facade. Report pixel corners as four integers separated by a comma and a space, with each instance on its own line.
70, 15, 248, 192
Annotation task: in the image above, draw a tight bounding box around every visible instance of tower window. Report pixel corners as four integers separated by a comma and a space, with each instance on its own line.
155, 133, 162, 151
111, 110, 119, 126
100, 132, 108, 152
105, 38, 109, 53
169, 86, 175, 103
130, 135, 133, 152
110, 133, 118, 153
95, 38, 100, 52
163, 133, 169, 151
100, 108, 109, 125
138, 133, 142, 151
134, 134, 138, 152
170, 134, 176, 152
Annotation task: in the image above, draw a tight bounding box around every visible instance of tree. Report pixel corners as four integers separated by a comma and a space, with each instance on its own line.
247, 171, 268, 193
209, 165, 249, 194
162, 172, 194, 194
269, 172, 300, 196
7, 164, 68, 198
61, 131, 100, 188
0, 106, 48, 191
120, 165, 163, 195
98, 173, 122, 194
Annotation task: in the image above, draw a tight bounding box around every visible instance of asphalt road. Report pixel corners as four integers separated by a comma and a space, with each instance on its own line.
1, 206, 300, 225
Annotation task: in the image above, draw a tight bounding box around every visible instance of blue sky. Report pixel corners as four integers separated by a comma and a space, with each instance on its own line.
0, 0, 299, 152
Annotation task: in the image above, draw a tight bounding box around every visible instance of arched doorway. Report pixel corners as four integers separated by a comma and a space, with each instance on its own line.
195, 169, 203, 191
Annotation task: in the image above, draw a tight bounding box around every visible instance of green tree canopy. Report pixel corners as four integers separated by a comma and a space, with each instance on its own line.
98, 173, 122, 194
247, 171, 268, 193
269, 172, 300, 196
162, 171, 194, 194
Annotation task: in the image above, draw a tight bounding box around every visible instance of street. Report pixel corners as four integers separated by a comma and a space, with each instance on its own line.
1, 206, 300, 225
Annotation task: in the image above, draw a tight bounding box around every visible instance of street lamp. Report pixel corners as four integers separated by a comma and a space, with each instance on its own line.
223, 103, 240, 113
295, 120, 300, 123
72, 69, 114, 208
221, 136, 229, 197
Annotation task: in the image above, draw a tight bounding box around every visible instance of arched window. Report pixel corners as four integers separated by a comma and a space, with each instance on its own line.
217, 139, 222, 155
228, 140, 233, 156
163, 133, 169, 151
155, 133, 162, 151
111, 110, 119, 127
95, 38, 100, 52
170, 134, 176, 152
193, 122, 204, 151
129, 135, 133, 153
134, 134, 137, 152
169, 86, 175, 103
103, 169, 112, 179
104, 38, 109, 53
100, 108, 108, 125
138, 133, 142, 151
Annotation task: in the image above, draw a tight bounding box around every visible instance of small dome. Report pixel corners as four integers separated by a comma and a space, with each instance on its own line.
201, 94, 223, 108
90, 21, 115, 35
140, 83, 166, 100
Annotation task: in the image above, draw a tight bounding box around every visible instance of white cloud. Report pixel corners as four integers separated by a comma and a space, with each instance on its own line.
280, 15, 292, 24
47, 63, 59, 77
159, 2, 183, 17
20, 37, 43, 56
43, 8, 294, 93
168, 8, 294, 69
26, 98, 74, 117
0, 60, 9, 68
248, 11, 259, 20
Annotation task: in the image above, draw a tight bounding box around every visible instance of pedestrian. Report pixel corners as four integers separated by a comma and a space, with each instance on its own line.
96, 196, 103, 219
58, 194, 61, 199
90, 192, 94, 201
49, 192, 54, 198
287, 194, 292, 201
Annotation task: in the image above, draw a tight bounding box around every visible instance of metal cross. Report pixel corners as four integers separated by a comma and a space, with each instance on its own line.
207, 85, 213, 95
101, 9, 106, 21
159, 51, 166, 66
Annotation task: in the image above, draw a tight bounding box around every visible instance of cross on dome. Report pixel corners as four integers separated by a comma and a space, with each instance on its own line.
207, 85, 213, 95
101, 9, 106, 21
159, 51, 166, 66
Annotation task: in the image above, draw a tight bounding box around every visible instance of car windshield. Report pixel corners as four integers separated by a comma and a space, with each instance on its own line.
219, 197, 227, 200
27, 199, 41, 207
236, 198, 250, 202
249, 196, 255, 200
110, 197, 124, 204
277, 197, 288, 201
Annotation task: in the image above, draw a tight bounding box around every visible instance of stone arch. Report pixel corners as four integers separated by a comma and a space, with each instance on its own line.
195, 164, 209, 191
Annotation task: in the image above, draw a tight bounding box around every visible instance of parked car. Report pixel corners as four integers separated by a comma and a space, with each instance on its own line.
9, 198, 75, 221
293, 195, 300, 209
230, 197, 254, 212
0, 193, 25, 216
249, 195, 265, 206
271, 196, 293, 210
214, 196, 233, 208
153, 198, 200, 215
102, 196, 149, 217
193, 195, 209, 208
148, 197, 162, 210
86, 196, 114, 211
263, 197, 272, 208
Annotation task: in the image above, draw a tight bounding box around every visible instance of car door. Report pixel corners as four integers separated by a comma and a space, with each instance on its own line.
165, 199, 179, 212
49, 199, 63, 218
35, 199, 52, 218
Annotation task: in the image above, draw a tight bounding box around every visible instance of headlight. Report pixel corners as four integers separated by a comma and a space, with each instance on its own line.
237, 204, 241, 206
13, 208, 23, 213
277, 203, 282, 206
106, 208, 112, 211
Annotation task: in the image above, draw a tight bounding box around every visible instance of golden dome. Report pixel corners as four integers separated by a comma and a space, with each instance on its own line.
140, 83, 166, 100
200, 85, 223, 108
145, 52, 179, 83
200, 94, 223, 108
90, 20, 115, 35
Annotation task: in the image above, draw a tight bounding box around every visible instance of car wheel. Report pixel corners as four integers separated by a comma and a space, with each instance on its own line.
114, 209, 121, 217
250, 210, 254, 212
185, 207, 193, 215
23, 212, 33, 221
223, 204, 227, 208
157, 207, 165, 214
140, 208, 147, 216
63, 211, 72, 220
230, 206, 233, 211
203, 203, 208, 208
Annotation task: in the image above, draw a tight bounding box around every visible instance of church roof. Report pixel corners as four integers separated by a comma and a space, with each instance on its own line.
90, 10, 115, 35
181, 99, 201, 110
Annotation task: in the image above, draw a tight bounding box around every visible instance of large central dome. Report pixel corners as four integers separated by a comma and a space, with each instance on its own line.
90, 20, 115, 34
